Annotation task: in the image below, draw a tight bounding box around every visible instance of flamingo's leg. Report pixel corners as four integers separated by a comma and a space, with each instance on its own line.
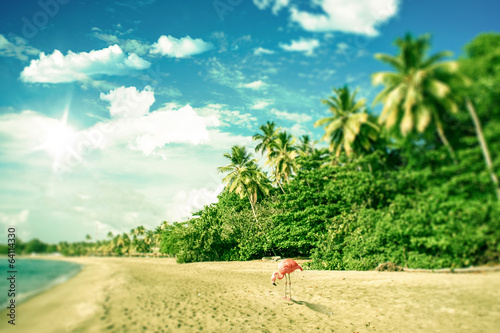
283, 274, 288, 299
289, 274, 292, 300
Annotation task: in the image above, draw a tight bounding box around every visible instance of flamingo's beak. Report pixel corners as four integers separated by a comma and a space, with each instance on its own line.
273, 282, 276, 286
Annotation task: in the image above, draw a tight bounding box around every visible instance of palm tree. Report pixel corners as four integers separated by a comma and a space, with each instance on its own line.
459, 34, 500, 200
121, 233, 131, 256
253, 121, 280, 156
154, 226, 163, 256
96, 241, 106, 256
132, 225, 147, 254
145, 230, 155, 255
465, 98, 500, 200
160, 221, 169, 230
115, 234, 126, 256
217, 145, 271, 224
372, 33, 460, 164
314, 85, 378, 160
268, 131, 298, 192
297, 135, 314, 156
136, 226, 146, 237
106, 237, 116, 256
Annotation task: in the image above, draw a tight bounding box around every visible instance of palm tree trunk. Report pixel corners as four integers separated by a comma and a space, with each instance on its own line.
277, 181, 286, 194
248, 197, 259, 224
466, 98, 500, 201
435, 122, 458, 165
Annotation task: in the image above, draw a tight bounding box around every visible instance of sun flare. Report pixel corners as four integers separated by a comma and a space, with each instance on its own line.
44, 124, 75, 157
39, 110, 76, 159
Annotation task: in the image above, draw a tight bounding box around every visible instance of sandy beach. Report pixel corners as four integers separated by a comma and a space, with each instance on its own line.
1, 257, 499, 333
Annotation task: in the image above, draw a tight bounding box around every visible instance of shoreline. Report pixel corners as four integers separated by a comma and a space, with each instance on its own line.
0, 256, 83, 309
1, 257, 499, 332
1, 256, 112, 332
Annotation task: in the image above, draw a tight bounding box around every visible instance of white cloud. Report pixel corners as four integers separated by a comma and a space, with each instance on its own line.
335, 42, 370, 61
250, 100, 273, 110
197, 104, 257, 129
0, 210, 29, 227
0, 34, 40, 61
166, 184, 224, 221
0, 110, 68, 160
279, 38, 320, 56
0, 105, 253, 242
336, 42, 349, 53
206, 129, 253, 150
93, 32, 151, 56
121, 39, 151, 56
20, 45, 151, 83
253, 47, 275, 55
100, 86, 155, 118
253, 0, 289, 14
206, 57, 245, 87
79, 100, 252, 156
150, 35, 214, 58
0, 103, 213, 166
84, 102, 253, 156
298, 67, 336, 81
286, 123, 311, 137
93, 32, 120, 44
289, 0, 399, 36
270, 108, 312, 123
211, 31, 228, 53
238, 80, 267, 90
96, 104, 213, 155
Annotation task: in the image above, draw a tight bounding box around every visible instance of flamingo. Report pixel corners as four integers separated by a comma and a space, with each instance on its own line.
271, 259, 302, 300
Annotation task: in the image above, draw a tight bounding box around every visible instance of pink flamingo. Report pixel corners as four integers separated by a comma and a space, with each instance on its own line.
271, 259, 302, 300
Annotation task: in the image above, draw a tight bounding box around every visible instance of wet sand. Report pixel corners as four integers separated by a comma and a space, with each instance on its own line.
1, 257, 499, 332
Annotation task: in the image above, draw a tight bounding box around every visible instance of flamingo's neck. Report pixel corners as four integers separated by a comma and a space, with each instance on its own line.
275, 271, 284, 280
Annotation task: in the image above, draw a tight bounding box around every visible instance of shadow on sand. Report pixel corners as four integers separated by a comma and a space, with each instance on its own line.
291, 300, 333, 315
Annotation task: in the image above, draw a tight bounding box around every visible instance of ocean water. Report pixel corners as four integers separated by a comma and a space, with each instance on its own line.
0, 258, 82, 307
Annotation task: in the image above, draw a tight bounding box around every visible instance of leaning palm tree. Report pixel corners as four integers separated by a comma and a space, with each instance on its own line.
217, 145, 271, 224
372, 33, 460, 164
465, 99, 500, 200
314, 85, 378, 160
268, 131, 298, 192
253, 121, 280, 156
459, 34, 500, 200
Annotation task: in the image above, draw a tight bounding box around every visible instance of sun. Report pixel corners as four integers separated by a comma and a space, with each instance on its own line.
39, 110, 76, 159
44, 124, 75, 157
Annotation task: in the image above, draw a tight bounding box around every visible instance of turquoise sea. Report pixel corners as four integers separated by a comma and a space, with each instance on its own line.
0, 258, 82, 307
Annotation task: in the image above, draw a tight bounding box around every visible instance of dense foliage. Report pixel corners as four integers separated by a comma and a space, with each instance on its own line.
160, 143, 499, 269
158, 33, 500, 270
0, 238, 57, 255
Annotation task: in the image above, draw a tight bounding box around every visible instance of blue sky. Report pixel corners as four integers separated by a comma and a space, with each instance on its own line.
0, 0, 498, 243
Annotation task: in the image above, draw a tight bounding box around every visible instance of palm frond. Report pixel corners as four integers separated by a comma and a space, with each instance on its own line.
374, 53, 404, 71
